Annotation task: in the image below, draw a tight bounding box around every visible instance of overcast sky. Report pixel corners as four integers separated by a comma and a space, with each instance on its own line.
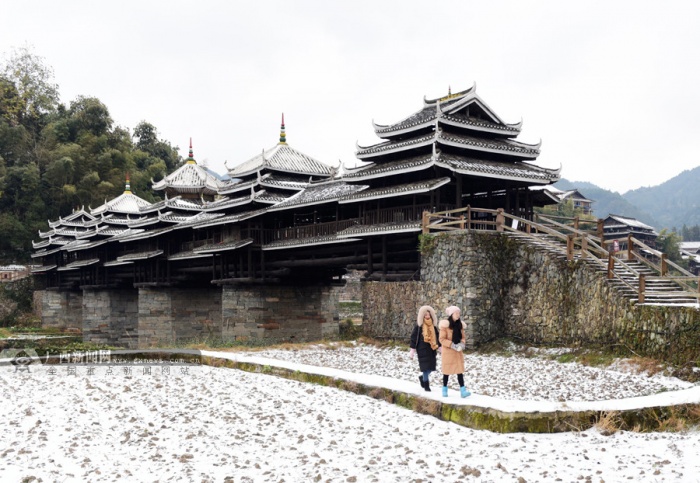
2, 0, 699, 194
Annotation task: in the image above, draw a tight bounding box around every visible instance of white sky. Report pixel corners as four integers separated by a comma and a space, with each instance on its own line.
2, 0, 699, 194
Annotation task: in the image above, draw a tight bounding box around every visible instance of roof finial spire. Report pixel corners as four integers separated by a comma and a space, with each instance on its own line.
448, 85, 452, 96
187, 137, 196, 164
279, 113, 287, 144
124, 172, 132, 194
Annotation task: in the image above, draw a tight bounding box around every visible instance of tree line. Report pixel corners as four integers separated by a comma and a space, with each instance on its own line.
0, 47, 181, 263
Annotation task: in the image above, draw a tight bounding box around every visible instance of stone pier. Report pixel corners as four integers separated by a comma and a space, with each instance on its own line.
222, 285, 339, 343
82, 289, 138, 347
40, 290, 83, 330
137, 287, 222, 347
47, 283, 339, 348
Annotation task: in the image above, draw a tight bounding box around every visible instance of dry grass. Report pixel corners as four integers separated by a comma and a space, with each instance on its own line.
619, 357, 667, 377
595, 411, 622, 436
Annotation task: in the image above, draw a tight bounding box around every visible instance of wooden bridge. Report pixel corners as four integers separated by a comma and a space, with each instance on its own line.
423, 207, 700, 306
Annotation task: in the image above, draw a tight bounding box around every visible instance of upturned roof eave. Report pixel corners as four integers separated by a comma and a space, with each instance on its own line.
339, 177, 451, 204
356, 135, 434, 160
435, 159, 560, 184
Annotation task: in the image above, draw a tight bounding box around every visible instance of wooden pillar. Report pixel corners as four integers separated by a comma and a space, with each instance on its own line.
367, 240, 373, 275
638, 274, 646, 304
382, 236, 388, 275
627, 234, 633, 260
261, 250, 265, 281
661, 254, 668, 276
456, 175, 463, 209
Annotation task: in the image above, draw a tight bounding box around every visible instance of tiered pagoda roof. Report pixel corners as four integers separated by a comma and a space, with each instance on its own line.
351, 84, 559, 186
152, 139, 235, 197
227, 115, 334, 179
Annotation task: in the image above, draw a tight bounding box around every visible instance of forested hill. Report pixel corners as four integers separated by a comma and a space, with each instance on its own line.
553, 179, 657, 227
623, 166, 700, 230
0, 47, 181, 263
556, 166, 700, 231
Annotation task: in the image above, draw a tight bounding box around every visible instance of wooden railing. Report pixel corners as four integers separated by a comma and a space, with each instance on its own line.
423, 206, 700, 304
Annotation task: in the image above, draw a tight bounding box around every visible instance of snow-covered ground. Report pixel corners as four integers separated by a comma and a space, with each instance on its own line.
1, 343, 699, 482
253, 343, 695, 401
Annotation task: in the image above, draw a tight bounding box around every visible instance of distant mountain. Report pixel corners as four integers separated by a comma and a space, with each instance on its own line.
623, 166, 700, 230
554, 166, 700, 231
552, 180, 659, 227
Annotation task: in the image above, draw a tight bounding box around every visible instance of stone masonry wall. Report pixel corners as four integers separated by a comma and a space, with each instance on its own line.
169, 288, 222, 342
83, 289, 138, 347
40, 290, 83, 329
362, 231, 700, 365
361, 282, 423, 340
222, 285, 339, 342
136, 287, 221, 347
137, 288, 175, 347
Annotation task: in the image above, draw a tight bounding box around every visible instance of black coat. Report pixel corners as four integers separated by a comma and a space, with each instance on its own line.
410, 324, 440, 372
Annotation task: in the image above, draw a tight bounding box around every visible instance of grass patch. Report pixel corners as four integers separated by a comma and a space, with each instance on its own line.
556, 353, 576, 363
577, 350, 618, 368
338, 301, 362, 312
339, 319, 362, 340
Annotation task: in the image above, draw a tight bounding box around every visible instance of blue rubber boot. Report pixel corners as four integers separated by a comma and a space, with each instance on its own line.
460, 386, 471, 398
442, 386, 448, 397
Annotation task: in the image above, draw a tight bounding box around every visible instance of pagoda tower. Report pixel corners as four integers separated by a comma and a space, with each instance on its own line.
345, 84, 560, 216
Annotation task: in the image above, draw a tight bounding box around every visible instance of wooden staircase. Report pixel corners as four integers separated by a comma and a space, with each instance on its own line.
423, 207, 700, 307
506, 232, 699, 305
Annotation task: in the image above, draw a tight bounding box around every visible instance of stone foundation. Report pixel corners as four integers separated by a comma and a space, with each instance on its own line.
222, 285, 339, 342
40, 290, 83, 330
137, 287, 221, 347
362, 231, 700, 365
83, 289, 138, 347
44, 284, 338, 348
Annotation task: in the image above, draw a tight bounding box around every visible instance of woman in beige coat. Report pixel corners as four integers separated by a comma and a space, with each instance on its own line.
439, 305, 471, 398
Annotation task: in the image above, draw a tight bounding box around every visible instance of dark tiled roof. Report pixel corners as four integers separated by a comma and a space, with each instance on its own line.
267, 181, 367, 212
343, 154, 433, 180
339, 177, 450, 203
191, 208, 268, 229
260, 173, 309, 190
57, 258, 100, 271
337, 221, 422, 238
48, 209, 96, 228
439, 131, 539, 158
356, 134, 434, 158
91, 191, 152, 215
217, 178, 259, 195
262, 234, 362, 251
119, 226, 174, 242
436, 154, 559, 183
31, 264, 57, 273
193, 238, 253, 254
228, 144, 333, 177
168, 250, 212, 261
116, 250, 164, 262
152, 162, 234, 195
